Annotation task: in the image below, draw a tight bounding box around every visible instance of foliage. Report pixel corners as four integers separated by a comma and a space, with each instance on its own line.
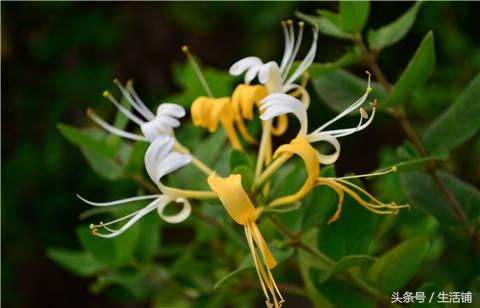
3, 1, 480, 307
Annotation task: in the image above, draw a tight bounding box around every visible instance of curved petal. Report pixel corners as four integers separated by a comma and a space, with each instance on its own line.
144, 136, 175, 182
157, 197, 192, 223
269, 138, 319, 207
229, 56, 263, 76
260, 94, 308, 136
157, 103, 186, 118
307, 134, 341, 165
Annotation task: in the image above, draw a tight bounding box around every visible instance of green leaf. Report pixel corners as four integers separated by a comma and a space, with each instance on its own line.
401, 171, 480, 224
367, 2, 422, 50
333, 255, 377, 274
229, 149, 252, 171
382, 31, 435, 108
339, 2, 370, 34
307, 48, 362, 78
47, 248, 102, 277
232, 165, 254, 191
124, 141, 149, 176
301, 166, 338, 231
213, 247, 294, 289
312, 69, 386, 114
298, 230, 334, 308
77, 225, 116, 266
376, 152, 448, 173
315, 255, 377, 284
167, 61, 235, 107
77, 218, 142, 267
317, 177, 378, 260
295, 12, 354, 40
423, 73, 480, 154
133, 212, 160, 262
370, 237, 429, 293
58, 123, 115, 157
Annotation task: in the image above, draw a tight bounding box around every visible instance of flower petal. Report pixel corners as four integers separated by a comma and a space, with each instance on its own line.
157, 197, 192, 223
229, 56, 263, 76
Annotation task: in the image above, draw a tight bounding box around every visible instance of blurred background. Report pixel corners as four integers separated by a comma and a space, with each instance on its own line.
2, 2, 479, 307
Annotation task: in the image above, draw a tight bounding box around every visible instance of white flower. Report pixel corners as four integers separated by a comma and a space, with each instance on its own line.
87, 80, 186, 143
260, 73, 374, 165
229, 20, 318, 95
78, 136, 192, 238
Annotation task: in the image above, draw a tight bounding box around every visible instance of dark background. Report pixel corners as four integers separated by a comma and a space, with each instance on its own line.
2, 2, 479, 307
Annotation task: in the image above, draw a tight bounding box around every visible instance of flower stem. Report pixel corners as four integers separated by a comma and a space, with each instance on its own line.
253, 120, 273, 187
253, 153, 291, 192
174, 141, 214, 175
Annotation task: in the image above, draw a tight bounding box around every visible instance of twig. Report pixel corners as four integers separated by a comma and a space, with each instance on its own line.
357, 39, 480, 251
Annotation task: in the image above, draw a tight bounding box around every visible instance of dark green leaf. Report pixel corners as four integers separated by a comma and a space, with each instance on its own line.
382, 32, 435, 108
77, 225, 116, 266
376, 153, 448, 173
297, 230, 334, 308
315, 255, 377, 284
317, 177, 378, 260
370, 237, 429, 293
367, 2, 422, 50
307, 48, 362, 78
424, 73, 480, 154
58, 123, 115, 157
133, 212, 160, 262
339, 2, 370, 34
296, 12, 354, 40
312, 69, 386, 114
47, 248, 102, 277
401, 171, 480, 224
232, 165, 254, 191
301, 166, 338, 231
229, 149, 252, 171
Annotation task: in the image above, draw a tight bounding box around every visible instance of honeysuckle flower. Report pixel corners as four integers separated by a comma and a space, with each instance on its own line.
265, 137, 408, 221
78, 136, 213, 238
208, 173, 284, 308
87, 79, 186, 143
260, 72, 375, 165
191, 96, 243, 149
229, 20, 317, 97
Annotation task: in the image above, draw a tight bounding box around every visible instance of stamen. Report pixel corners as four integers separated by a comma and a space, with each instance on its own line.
182, 45, 214, 98
102, 90, 145, 126
282, 21, 304, 80
336, 166, 398, 180
312, 71, 372, 134
113, 79, 154, 121
86, 108, 149, 142
360, 107, 369, 119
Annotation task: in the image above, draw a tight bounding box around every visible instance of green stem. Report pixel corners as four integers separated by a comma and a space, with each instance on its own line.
356, 38, 480, 251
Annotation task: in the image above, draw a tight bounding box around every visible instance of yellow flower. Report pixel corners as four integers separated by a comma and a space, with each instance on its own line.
266, 138, 408, 222
191, 96, 242, 150
268, 138, 319, 207
207, 173, 284, 308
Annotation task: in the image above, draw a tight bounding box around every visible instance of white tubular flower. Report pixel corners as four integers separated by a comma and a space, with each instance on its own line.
260, 73, 374, 165
87, 80, 186, 143
78, 136, 192, 238
229, 20, 318, 95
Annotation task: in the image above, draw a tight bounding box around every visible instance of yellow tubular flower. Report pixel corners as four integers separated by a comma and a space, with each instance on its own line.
231, 84, 288, 142
268, 138, 319, 207
207, 173, 284, 308
191, 96, 242, 150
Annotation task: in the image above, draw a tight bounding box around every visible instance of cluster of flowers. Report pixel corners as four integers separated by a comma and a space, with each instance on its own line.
79, 20, 408, 308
